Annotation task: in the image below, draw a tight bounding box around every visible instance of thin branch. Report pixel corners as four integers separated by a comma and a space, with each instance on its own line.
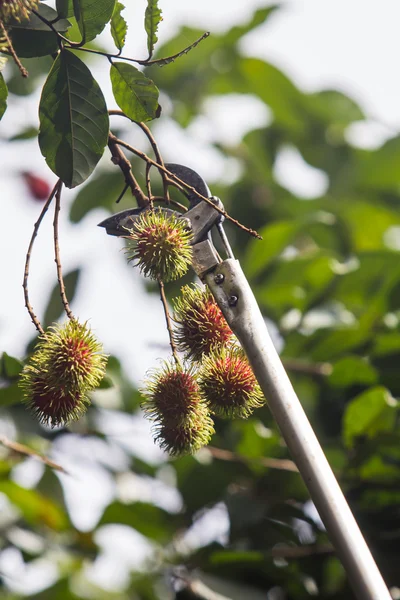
53, 181, 73, 319
111, 134, 262, 239
158, 280, 181, 366
282, 359, 332, 377
31, 8, 80, 47
208, 446, 299, 473
145, 162, 153, 209
269, 543, 334, 559
116, 182, 130, 204
64, 32, 210, 67
23, 181, 60, 334
108, 135, 148, 207
109, 111, 171, 202
0, 20, 28, 77
135, 121, 171, 202
151, 196, 188, 212
0, 435, 67, 474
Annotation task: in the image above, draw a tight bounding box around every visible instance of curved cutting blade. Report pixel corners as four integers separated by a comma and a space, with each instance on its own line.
165, 163, 211, 207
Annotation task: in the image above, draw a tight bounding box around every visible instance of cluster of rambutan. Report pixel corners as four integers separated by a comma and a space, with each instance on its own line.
141, 284, 265, 456
19, 320, 108, 428
122, 208, 265, 456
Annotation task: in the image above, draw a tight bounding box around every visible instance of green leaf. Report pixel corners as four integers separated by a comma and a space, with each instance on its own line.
343, 387, 398, 448
243, 220, 300, 278
9, 3, 71, 58
328, 356, 378, 388
69, 170, 122, 222
0, 73, 7, 121
0, 353, 23, 379
56, 0, 75, 18
9, 125, 38, 141
43, 269, 81, 328
0, 382, 23, 407
72, 0, 116, 43
39, 50, 109, 188
99, 501, 178, 541
110, 62, 160, 122
0, 481, 69, 531
145, 0, 162, 59
110, 1, 127, 51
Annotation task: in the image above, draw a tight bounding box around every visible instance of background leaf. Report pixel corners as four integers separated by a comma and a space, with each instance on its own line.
56, 0, 75, 18
43, 269, 81, 328
110, 1, 127, 51
0, 72, 7, 120
110, 62, 160, 122
72, 0, 116, 43
9, 3, 71, 58
38, 50, 109, 188
343, 387, 398, 448
145, 0, 162, 59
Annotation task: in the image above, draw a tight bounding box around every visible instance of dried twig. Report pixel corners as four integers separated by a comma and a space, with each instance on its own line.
53, 181, 73, 320
23, 181, 60, 334
109, 112, 171, 202
108, 135, 148, 207
158, 280, 181, 366
145, 162, 153, 209
0, 20, 28, 77
0, 435, 67, 474
64, 32, 210, 67
208, 446, 299, 473
283, 359, 332, 377
111, 134, 262, 239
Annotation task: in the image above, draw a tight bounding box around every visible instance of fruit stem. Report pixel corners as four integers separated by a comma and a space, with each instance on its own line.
158, 280, 181, 367
23, 180, 61, 334
53, 181, 74, 320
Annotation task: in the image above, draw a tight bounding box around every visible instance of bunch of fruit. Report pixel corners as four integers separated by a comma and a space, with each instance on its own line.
19, 209, 264, 455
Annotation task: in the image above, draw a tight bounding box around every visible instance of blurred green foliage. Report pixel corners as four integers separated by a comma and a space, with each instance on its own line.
1, 5, 400, 600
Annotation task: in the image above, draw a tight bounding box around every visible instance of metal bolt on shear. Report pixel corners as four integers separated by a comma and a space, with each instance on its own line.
99, 164, 391, 600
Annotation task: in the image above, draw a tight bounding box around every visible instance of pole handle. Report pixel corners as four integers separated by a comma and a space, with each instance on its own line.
205, 259, 391, 600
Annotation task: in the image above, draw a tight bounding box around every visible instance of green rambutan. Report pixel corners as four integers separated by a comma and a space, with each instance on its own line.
0, 0, 39, 23
173, 284, 233, 361
19, 320, 108, 427
199, 346, 264, 419
154, 403, 214, 456
141, 361, 214, 455
125, 208, 192, 282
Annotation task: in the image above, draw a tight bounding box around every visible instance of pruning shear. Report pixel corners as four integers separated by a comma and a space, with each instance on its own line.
99, 164, 390, 600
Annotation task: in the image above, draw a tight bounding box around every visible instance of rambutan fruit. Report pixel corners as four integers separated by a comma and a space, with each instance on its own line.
125, 208, 192, 282
199, 346, 264, 419
19, 320, 108, 427
173, 284, 233, 362
141, 361, 214, 455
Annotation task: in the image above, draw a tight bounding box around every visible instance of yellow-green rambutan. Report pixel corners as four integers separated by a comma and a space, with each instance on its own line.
199, 346, 264, 419
173, 284, 233, 362
125, 208, 192, 282
154, 403, 214, 456
0, 0, 39, 23
141, 361, 214, 455
19, 320, 108, 427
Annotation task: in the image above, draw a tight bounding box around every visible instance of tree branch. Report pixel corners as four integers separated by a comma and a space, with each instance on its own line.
110, 134, 262, 239
53, 181, 73, 320
108, 134, 148, 207
208, 446, 299, 473
23, 181, 60, 334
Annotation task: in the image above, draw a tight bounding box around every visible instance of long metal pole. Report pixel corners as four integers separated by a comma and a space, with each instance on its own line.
206, 259, 391, 600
